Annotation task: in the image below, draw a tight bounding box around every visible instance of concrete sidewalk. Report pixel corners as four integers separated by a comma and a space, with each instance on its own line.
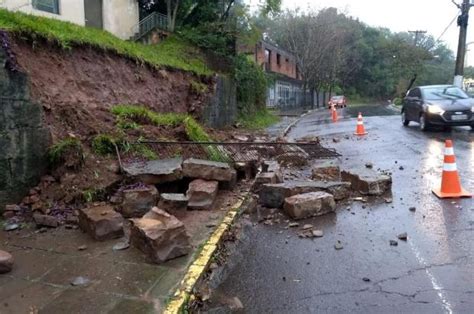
0, 189, 245, 313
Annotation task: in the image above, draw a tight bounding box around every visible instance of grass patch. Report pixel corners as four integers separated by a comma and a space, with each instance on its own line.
238, 110, 280, 129
0, 9, 212, 76
190, 80, 208, 94
48, 137, 83, 168
111, 105, 229, 162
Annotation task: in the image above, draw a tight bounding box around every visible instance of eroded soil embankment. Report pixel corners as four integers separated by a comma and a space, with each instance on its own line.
11, 37, 213, 141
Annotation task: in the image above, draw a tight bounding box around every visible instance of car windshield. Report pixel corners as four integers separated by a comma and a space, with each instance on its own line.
422, 86, 470, 100
332, 96, 343, 100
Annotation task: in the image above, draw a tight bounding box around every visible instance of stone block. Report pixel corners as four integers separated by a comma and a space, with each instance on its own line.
252, 172, 279, 193
182, 158, 235, 182
78, 205, 124, 241
186, 179, 219, 210
117, 185, 159, 218
284, 192, 336, 220
311, 159, 341, 181
158, 193, 188, 211
130, 207, 191, 264
122, 157, 183, 184
33, 213, 59, 228
259, 181, 351, 208
0, 250, 14, 274
341, 168, 392, 196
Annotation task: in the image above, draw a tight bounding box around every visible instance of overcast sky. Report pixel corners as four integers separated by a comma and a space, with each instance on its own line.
248, 0, 474, 65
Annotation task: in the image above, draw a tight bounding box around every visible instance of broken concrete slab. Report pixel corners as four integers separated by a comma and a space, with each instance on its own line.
341, 168, 392, 196
158, 193, 188, 211
0, 250, 14, 274
122, 157, 183, 184
259, 181, 351, 208
283, 192, 336, 220
117, 185, 159, 218
186, 179, 219, 210
182, 158, 236, 182
78, 205, 124, 241
33, 214, 59, 228
262, 160, 283, 183
311, 159, 341, 181
130, 207, 191, 264
252, 172, 280, 193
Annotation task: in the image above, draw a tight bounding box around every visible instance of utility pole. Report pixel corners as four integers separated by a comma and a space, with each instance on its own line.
409, 30, 427, 46
453, 0, 474, 88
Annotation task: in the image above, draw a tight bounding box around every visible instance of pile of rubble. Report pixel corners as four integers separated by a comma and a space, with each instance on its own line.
2, 157, 239, 268
253, 156, 392, 221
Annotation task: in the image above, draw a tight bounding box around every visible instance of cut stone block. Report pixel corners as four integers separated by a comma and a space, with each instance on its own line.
252, 172, 280, 193
284, 192, 336, 220
186, 179, 219, 210
311, 159, 341, 181
0, 250, 14, 274
122, 157, 183, 184
130, 207, 191, 264
183, 158, 236, 182
33, 213, 59, 228
158, 193, 188, 211
262, 160, 283, 183
117, 185, 159, 218
341, 168, 392, 195
259, 181, 351, 208
78, 205, 124, 241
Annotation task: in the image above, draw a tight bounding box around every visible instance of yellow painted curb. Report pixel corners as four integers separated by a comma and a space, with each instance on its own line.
163, 199, 244, 314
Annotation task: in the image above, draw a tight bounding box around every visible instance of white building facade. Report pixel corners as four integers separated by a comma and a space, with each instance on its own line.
0, 0, 139, 40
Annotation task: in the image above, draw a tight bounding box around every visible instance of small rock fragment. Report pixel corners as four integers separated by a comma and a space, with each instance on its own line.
3, 223, 19, 231
0, 250, 14, 274
113, 241, 130, 251
77, 245, 87, 251
399, 166, 404, 170
302, 224, 313, 230
70, 276, 90, 286
362, 277, 371, 282
389, 240, 398, 246
409, 207, 416, 212
365, 163, 373, 169
312, 230, 324, 237
334, 240, 344, 250
397, 233, 408, 241
288, 222, 299, 228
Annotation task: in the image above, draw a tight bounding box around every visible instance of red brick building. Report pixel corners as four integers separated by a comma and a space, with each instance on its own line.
252, 40, 305, 108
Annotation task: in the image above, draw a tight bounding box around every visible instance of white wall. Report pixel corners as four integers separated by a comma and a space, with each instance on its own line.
1, 0, 86, 26
102, 0, 138, 40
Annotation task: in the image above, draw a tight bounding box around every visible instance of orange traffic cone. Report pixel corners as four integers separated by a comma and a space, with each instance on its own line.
354, 112, 368, 135
331, 104, 338, 122
432, 140, 472, 198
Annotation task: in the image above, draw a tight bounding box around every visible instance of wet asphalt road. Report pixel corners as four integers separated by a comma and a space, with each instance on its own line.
210, 105, 473, 313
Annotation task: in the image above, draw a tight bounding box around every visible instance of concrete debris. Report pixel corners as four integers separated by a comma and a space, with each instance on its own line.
122, 157, 183, 184
389, 240, 398, 246
397, 233, 408, 241
399, 166, 404, 170
182, 158, 236, 182
284, 192, 336, 220
117, 185, 159, 218
302, 224, 313, 230
362, 277, 371, 282
252, 172, 281, 193
334, 240, 344, 250
33, 213, 59, 228
365, 163, 373, 169
262, 160, 284, 183
78, 205, 124, 241
311, 159, 341, 181
260, 181, 351, 208
0, 250, 14, 274
288, 222, 300, 228
341, 168, 392, 196
158, 193, 189, 211
112, 241, 130, 251
312, 230, 324, 237
235, 159, 260, 180
130, 207, 191, 264
384, 197, 393, 203
409, 207, 416, 212
187, 179, 219, 210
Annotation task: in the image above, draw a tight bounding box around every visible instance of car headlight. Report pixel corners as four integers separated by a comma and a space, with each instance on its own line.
427, 105, 444, 114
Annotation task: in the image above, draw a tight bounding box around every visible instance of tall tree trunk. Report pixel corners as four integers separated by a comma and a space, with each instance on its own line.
316, 88, 320, 108
166, 0, 180, 32
310, 87, 315, 109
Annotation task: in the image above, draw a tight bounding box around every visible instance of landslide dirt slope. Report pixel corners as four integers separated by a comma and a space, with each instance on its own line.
11, 36, 214, 142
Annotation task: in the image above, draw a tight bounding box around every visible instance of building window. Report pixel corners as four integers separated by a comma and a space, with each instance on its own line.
276, 53, 281, 66
33, 0, 60, 15
265, 49, 271, 64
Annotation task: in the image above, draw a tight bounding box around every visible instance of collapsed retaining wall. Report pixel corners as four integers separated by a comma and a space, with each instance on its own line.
0, 46, 50, 209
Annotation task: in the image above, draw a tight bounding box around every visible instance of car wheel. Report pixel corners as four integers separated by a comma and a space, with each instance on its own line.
401, 110, 409, 126
419, 113, 429, 131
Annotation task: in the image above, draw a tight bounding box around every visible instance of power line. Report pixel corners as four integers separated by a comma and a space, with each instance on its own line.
409, 30, 427, 46
436, 12, 460, 42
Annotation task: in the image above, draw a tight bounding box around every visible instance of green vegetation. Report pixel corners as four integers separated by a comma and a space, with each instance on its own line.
190, 80, 208, 94
92, 134, 120, 156
48, 137, 83, 168
238, 110, 280, 129
111, 105, 185, 127
0, 9, 212, 76
393, 98, 403, 106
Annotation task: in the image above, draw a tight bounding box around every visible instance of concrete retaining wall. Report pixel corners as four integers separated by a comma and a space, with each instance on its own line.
202, 75, 237, 129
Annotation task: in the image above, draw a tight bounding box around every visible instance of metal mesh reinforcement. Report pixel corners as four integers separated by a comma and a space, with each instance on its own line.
134, 141, 341, 164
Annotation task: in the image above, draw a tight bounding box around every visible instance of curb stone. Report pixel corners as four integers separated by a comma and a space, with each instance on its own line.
282, 109, 315, 137
163, 195, 249, 313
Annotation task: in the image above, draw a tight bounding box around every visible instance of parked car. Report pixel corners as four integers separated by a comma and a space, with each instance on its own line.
328, 95, 347, 109
401, 85, 474, 131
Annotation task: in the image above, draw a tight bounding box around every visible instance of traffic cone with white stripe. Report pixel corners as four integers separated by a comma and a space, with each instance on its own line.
331, 104, 338, 122
354, 112, 368, 135
432, 140, 472, 198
